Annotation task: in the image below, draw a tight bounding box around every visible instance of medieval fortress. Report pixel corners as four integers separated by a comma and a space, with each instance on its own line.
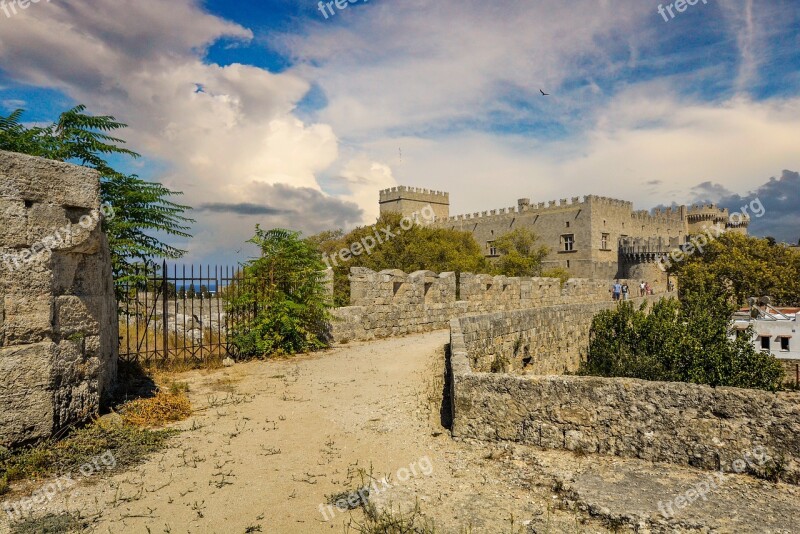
379, 186, 749, 286
1, 151, 797, 521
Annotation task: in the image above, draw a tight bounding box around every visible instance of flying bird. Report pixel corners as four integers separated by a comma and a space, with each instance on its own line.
540, 89, 550, 96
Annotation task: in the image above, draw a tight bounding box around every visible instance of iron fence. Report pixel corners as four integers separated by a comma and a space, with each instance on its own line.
118, 261, 255, 367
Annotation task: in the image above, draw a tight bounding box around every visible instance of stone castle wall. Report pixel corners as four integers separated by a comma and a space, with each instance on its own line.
450, 315, 800, 484
459, 297, 656, 376
0, 151, 118, 447
330, 266, 645, 342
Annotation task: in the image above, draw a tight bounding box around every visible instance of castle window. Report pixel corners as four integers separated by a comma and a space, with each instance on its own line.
566, 260, 571, 268
601, 233, 610, 250
561, 234, 575, 252
760, 336, 771, 351
565, 221, 570, 228
781, 337, 790, 352
488, 241, 497, 256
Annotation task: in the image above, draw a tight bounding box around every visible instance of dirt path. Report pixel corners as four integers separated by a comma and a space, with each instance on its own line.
2, 331, 797, 534
4, 331, 539, 534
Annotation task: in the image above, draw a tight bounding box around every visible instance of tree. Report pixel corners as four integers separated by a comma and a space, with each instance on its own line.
0, 106, 193, 295
668, 233, 800, 307
492, 228, 550, 277
579, 292, 785, 391
309, 212, 490, 306
186, 285, 196, 300
227, 227, 330, 358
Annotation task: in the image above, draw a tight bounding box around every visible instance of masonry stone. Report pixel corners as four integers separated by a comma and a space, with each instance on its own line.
330, 266, 649, 343
449, 310, 800, 484
0, 150, 117, 447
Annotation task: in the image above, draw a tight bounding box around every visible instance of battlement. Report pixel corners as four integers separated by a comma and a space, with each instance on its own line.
446, 196, 597, 222
584, 195, 634, 209
687, 204, 729, 220
380, 186, 449, 201
631, 207, 685, 223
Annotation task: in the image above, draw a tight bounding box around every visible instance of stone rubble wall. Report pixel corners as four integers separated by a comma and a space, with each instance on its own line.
459, 297, 655, 375
0, 150, 118, 447
330, 266, 644, 342
450, 316, 800, 484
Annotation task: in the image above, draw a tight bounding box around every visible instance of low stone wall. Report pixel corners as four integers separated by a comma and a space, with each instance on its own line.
330, 267, 644, 342
0, 151, 118, 447
450, 316, 800, 483
459, 298, 653, 375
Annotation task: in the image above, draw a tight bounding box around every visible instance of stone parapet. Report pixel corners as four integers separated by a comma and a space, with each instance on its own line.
449, 312, 800, 484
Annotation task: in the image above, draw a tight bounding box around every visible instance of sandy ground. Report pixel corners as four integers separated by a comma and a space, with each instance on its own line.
1, 331, 798, 533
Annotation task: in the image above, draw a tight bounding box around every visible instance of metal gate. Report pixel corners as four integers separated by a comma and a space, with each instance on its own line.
118, 261, 252, 367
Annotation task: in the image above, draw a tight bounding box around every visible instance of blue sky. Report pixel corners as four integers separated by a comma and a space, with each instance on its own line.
1, 0, 799, 265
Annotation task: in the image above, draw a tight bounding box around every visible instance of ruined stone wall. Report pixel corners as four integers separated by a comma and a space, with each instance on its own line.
450, 317, 800, 483
330, 266, 645, 342
0, 151, 118, 447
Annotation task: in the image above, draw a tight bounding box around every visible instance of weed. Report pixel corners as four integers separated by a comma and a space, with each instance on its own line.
120, 391, 192, 427
10, 512, 91, 534
0, 423, 176, 487
490, 354, 509, 373
167, 381, 190, 395
762, 455, 787, 483
347, 500, 438, 533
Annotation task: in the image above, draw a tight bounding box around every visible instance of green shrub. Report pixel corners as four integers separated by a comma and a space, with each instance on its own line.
580, 293, 785, 391
227, 227, 331, 358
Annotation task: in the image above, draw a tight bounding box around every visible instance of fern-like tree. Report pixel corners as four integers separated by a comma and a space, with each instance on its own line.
0, 107, 193, 293
227, 227, 331, 358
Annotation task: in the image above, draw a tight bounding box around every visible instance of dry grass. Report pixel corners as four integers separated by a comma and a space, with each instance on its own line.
120, 391, 192, 428
118, 320, 229, 370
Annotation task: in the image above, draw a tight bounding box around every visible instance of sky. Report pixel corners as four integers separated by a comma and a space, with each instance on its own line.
0, 0, 798, 266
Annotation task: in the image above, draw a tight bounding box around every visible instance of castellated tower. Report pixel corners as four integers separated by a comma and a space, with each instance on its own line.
379, 186, 450, 221
686, 204, 750, 235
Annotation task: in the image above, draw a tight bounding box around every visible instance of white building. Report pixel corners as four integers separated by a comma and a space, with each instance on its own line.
732, 298, 799, 386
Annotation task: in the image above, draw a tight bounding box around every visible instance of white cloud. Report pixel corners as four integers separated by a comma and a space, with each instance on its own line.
0, 0, 371, 263
1, 0, 797, 266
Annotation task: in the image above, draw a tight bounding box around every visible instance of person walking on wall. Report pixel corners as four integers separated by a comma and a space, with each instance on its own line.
622, 283, 629, 301
612, 280, 622, 301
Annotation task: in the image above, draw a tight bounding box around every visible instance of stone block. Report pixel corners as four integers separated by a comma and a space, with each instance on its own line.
0, 342, 56, 445
0, 150, 100, 209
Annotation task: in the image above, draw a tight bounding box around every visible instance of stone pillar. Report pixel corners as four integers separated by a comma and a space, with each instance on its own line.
0, 150, 118, 447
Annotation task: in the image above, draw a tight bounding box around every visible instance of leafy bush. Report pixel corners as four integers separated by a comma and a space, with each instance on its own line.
580, 293, 785, 391
227, 227, 331, 358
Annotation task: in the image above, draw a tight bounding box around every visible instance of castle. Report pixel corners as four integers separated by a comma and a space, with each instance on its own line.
379, 186, 749, 287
